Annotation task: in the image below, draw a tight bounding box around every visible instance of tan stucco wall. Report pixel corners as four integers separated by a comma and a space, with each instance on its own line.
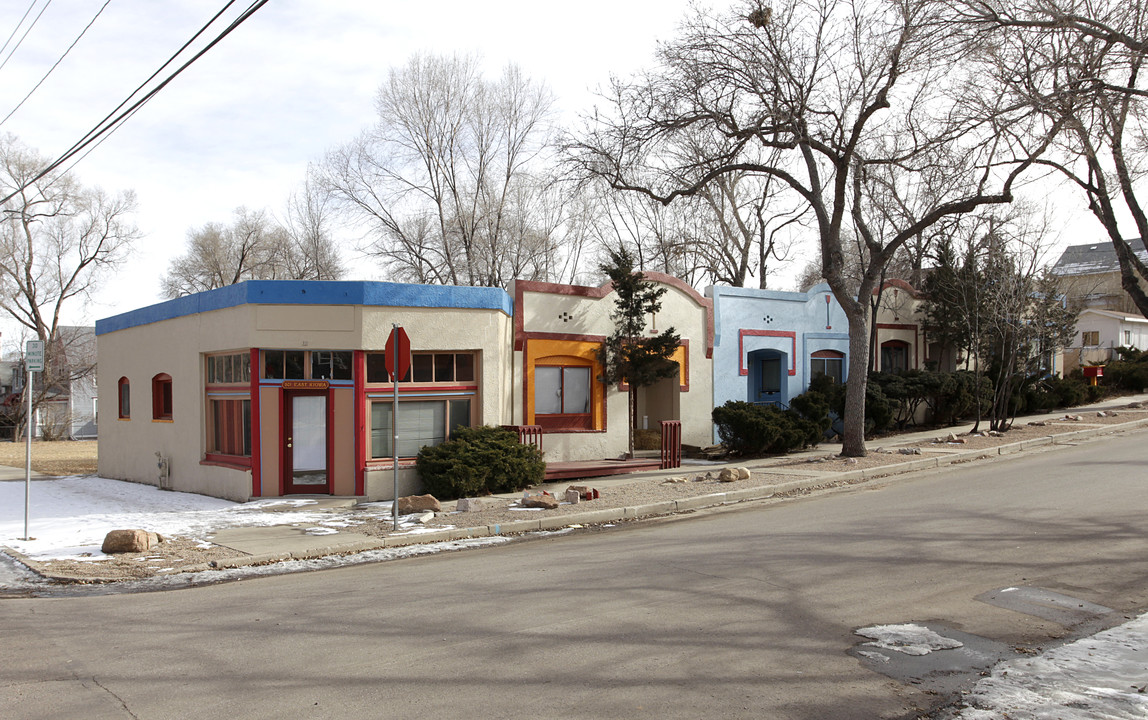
516, 281, 713, 462
98, 304, 255, 501
99, 302, 514, 502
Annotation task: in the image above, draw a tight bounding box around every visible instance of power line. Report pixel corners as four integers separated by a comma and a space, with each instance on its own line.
1, 0, 271, 206
0, 0, 52, 76
0, 1, 39, 60
0, 0, 112, 129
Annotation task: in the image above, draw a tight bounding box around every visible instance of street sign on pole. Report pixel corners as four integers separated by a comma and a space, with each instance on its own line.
25, 340, 44, 372
22, 341, 41, 541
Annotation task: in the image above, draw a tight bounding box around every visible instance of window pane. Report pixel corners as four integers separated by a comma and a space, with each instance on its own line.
332, 351, 352, 380
412, 354, 433, 382
224, 355, 234, 383
562, 367, 591, 414
371, 402, 392, 458
449, 399, 471, 434
312, 351, 332, 379
241, 399, 251, 456
285, 351, 305, 379
265, 351, 284, 379
455, 353, 474, 382
434, 353, 454, 382
366, 353, 390, 383
397, 401, 445, 457
535, 367, 562, 414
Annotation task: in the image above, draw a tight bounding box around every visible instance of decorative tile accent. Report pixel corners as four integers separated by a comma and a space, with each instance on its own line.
558, 311, 575, 323
763, 315, 774, 324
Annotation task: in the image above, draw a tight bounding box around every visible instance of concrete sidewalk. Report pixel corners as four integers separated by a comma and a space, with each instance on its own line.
6, 393, 1148, 582
162, 393, 1148, 573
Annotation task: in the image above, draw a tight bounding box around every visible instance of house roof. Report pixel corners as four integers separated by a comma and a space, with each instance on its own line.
1079, 308, 1148, 324
95, 280, 514, 336
1051, 241, 1148, 277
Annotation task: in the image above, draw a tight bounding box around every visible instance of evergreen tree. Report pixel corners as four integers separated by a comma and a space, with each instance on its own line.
597, 247, 681, 458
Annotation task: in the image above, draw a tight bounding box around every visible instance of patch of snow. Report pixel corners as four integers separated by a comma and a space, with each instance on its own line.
951, 614, 1148, 720
857, 650, 890, 663
856, 623, 964, 656
303, 527, 339, 536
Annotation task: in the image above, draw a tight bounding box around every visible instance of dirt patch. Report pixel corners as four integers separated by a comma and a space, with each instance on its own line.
0, 440, 97, 476
19, 538, 247, 582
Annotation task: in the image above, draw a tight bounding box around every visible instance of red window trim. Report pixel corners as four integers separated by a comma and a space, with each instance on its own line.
152, 373, 173, 421
117, 376, 130, 419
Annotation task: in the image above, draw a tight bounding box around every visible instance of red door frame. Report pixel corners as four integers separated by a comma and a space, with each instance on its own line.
281, 388, 333, 494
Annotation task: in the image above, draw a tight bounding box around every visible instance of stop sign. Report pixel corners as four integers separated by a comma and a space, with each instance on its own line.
385, 326, 411, 381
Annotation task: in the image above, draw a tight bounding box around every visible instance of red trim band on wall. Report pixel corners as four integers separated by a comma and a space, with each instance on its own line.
738, 330, 798, 376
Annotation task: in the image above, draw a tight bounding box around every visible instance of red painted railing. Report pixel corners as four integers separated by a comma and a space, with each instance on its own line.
503, 424, 543, 452
660, 420, 682, 469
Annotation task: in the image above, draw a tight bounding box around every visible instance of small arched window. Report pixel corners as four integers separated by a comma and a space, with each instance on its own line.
118, 377, 130, 419
152, 373, 173, 421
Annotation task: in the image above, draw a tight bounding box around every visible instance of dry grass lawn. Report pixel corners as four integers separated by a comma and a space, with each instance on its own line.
0, 440, 97, 476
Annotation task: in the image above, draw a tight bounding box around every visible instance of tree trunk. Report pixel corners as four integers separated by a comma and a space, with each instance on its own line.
842, 306, 871, 457
627, 386, 636, 459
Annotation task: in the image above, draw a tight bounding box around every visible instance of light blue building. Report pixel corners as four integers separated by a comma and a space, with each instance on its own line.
708, 283, 851, 412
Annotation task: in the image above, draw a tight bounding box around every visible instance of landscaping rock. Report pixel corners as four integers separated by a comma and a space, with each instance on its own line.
397, 494, 441, 514
718, 468, 739, 482
737, 467, 751, 480
566, 485, 592, 500
101, 529, 159, 554
411, 511, 434, 524
898, 447, 922, 455
564, 488, 581, 504
521, 494, 559, 510
456, 497, 497, 512
662, 476, 688, 484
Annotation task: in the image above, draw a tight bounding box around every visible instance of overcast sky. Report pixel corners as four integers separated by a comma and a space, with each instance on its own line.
0, 0, 703, 344
0, 0, 1106, 353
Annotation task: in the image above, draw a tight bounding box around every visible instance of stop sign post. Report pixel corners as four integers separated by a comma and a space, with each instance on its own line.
385, 325, 411, 529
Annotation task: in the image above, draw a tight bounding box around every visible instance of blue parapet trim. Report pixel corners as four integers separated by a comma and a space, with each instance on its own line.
95, 280, 514, 335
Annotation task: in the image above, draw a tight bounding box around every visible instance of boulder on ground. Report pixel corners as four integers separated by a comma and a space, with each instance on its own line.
521, 494, 559, 510
736, 467, 751, 480
456, 497, 497, 512
898, 447, 922, 455
397, 494, 441, 514
101, 529, 160, 554
718, 468, 739, 482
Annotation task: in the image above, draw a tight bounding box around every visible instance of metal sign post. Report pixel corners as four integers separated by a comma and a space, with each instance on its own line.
24, 339, 44, 541
384, 325, 411, 531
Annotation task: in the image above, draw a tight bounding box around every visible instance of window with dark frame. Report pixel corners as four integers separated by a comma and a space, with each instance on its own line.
534, 365, 592, 430
1082, 330, 1100, 346
810, 350, 845, 384
208, 398, 251, 457
365, 351, 474, 384
369, 397, 472, 458
118, 377, 130, 419
152, 373, 173, 420
880, 341, 909, 373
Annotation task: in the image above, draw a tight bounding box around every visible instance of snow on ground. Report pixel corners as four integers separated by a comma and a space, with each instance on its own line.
0, 475, 408, 561
949, 615, 1148, 720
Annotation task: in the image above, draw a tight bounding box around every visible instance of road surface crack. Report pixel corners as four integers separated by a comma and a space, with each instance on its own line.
91, 677, 140, 719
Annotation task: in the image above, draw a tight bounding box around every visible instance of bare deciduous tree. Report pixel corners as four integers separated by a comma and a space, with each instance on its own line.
953, 0, 1148, 317
161, 202, 344, 298
568, 0, 1051, 455
322, 53, 576, 287
0, 135, 138, 438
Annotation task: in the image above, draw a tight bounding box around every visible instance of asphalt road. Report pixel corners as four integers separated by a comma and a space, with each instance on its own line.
4, 429, 1148, 720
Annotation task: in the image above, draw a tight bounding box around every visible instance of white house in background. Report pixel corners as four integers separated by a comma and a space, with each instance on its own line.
1065, 308, 1148, 370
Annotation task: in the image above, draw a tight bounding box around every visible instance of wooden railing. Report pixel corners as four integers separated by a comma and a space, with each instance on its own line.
502, 424, 543, 452
660, 420, 682, 469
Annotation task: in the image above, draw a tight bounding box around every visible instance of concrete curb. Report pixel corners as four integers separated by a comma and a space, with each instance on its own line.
7, 416, 1148, 584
